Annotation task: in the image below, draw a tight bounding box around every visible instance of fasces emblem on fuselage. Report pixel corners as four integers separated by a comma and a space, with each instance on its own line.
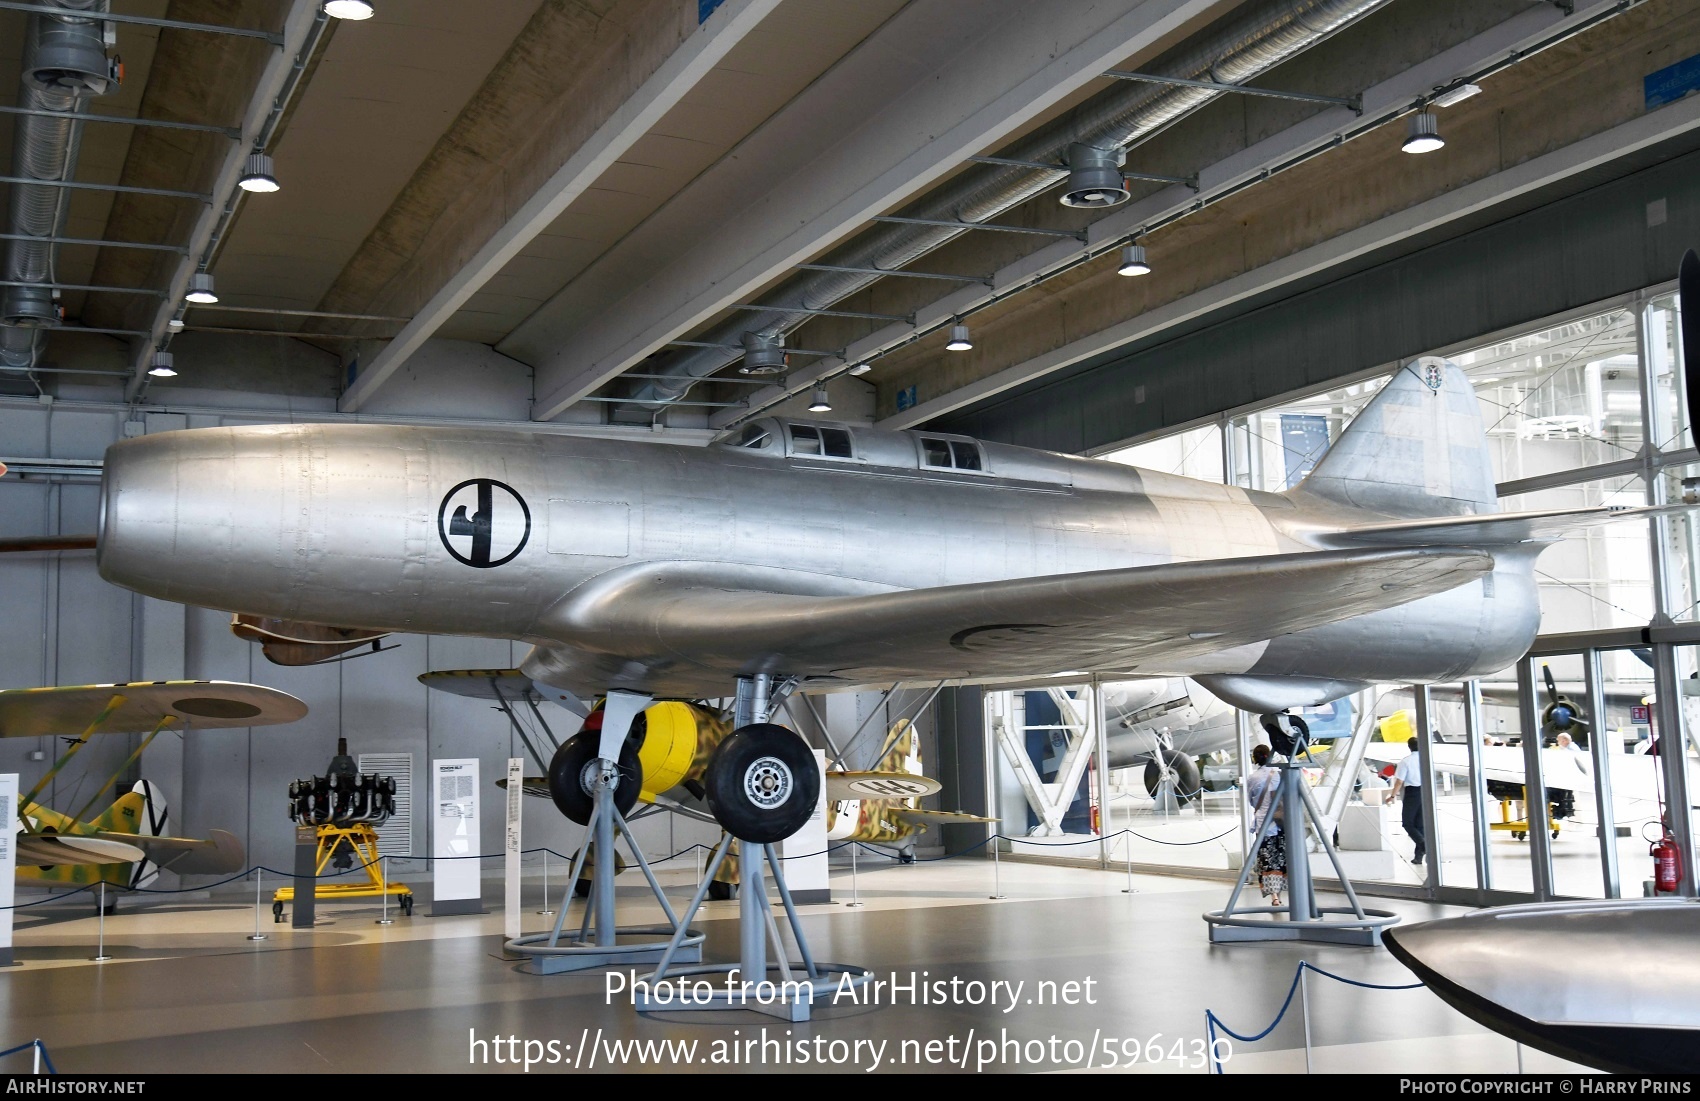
438, 478, 531, 568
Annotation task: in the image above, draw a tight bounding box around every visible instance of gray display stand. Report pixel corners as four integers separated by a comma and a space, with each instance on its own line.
1204, 753, 1400, 945
505, 691, 703, 973
636, 832, 870, 1022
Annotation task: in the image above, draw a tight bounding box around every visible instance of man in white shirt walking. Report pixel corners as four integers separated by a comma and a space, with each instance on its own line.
1389, 735, 1425, 866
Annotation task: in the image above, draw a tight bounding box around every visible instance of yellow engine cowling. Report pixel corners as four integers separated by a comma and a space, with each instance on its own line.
635, 701, 701, 802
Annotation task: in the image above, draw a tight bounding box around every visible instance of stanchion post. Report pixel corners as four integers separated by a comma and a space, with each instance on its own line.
91, 882, 112, 962
989, 834, 1005, 900
1300, 966, 1313, 1073
248, 870, 267, 941
1122, 828, 1136, 894
538, 849, 554, 915
846, 844, 863, 909
32, 1041, 39, 1074
376, 856, 394, 926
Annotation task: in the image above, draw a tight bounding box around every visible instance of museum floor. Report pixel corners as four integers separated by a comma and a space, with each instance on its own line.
0, 856, 1591, 1076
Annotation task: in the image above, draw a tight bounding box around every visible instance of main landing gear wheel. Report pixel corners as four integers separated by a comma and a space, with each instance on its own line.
1143, 753, 1202, 804
704, 723, 820, 844
547, 730, 642, 826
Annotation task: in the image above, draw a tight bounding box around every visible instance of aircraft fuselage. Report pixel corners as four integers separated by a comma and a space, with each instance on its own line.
96, 417, 1538, 701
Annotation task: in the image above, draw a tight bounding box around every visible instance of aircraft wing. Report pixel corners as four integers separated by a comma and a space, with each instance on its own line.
421, 669, 542, 702
825, 772, 942, 800
0, 681, 307, 738
891, 808, 998, 825
1363, 743, 1603, 793
1323, 504, 1688, 548
14, 834, 145, 866
538, 546, 1490, 688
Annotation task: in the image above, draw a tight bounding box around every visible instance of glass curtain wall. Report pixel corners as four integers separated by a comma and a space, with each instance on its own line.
1078, 280, 1699, 902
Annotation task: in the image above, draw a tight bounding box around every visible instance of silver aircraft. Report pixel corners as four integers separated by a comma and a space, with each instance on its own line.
91, 355, 1679, 840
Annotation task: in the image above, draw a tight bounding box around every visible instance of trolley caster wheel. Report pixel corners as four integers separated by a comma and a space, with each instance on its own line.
898, 852, 916, 865
1551, 830, 1560, 839
400, 894, 413, 917
1513, 831, 1526, 841
272, 901, 284, 923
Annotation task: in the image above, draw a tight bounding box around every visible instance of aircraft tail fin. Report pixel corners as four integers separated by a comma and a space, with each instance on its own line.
1293, 357, 1496, 519
91, 781, 164, 837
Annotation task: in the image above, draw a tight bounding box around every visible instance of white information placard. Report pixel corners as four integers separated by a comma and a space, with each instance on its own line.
780, 750, 829, 903
0, 774, 14, 964
504, 757, 522, 940
432, 758, 482, 915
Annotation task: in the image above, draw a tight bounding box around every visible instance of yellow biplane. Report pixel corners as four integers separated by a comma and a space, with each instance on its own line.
0, 680, 307, 898
421, 671, 989, 893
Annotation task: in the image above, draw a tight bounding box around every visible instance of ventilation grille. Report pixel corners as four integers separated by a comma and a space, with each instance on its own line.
358, 752, 413, 858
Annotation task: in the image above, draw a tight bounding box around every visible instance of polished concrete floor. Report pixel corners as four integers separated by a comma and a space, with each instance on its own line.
0, 855, 1592, 1075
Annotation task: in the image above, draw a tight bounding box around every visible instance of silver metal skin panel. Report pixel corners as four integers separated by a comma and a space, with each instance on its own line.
1384, 899, 1700, 1074
96, 361, 1552, 706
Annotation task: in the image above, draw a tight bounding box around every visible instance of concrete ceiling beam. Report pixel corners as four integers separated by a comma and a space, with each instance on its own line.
118, 0, 324, 402
520, 0, 1234, 422
707, 0, 1643, 431
335, 0, 784, 414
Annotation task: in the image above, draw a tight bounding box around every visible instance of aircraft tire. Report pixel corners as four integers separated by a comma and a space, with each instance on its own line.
708, 880, 736, 901
547, 731, 642, 826
704, 723, 820, 844
1143, 753, 1203, 804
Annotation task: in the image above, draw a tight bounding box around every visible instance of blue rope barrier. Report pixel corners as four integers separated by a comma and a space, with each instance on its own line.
2, 817, 1247, 908
0, 1039, 55, 1074
1205, 961, 1427, 1074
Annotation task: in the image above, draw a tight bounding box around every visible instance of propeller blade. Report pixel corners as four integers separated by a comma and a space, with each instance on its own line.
0, 535, 96, 553
1681, 249, 1700, 438
1542, 663, 1560, 706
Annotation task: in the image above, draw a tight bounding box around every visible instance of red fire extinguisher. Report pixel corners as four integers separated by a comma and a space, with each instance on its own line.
1652, 832, 1682, 894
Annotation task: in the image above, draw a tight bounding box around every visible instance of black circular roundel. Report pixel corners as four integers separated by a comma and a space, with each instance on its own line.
437, 478, 530, 568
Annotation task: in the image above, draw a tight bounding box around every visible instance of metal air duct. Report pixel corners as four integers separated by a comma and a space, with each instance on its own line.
623, 0, 1389, 410
1, 0, 115, 369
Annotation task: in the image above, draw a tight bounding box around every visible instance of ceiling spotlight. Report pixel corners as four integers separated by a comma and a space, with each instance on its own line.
1060, 143, 1130, 209
808, 385, 831, 413
1118, 243, 1151, 277
238, 151, 279, 193
739, 331, 785, 375
148, 352, 176, 378
846, 362, 872, 376
1402, 111, 1444, 154
185, 273, 217, 304
946, 322, 972, 351
166, 318, 184, 333
322, 0, 375, 19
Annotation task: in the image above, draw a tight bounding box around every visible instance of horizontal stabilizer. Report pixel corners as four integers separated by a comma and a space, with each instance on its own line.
1323, 504, 1688, 549
108, 828, 246, 875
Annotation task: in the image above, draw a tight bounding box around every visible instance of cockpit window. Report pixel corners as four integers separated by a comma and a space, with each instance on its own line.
789, 424, 853, 459
920, 436, 987, 473
736, 424, 772, 449
950, 441, 982, 471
